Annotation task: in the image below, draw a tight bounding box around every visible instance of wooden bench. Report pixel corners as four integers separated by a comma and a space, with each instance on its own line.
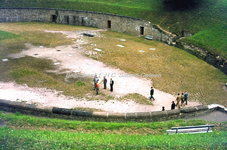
166, 125, 215, 135
145, 35, 153, 40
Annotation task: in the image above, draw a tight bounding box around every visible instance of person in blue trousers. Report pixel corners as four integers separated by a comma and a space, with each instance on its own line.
184, 91, 188, 105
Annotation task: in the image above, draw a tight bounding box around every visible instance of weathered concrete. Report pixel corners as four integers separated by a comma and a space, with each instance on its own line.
0, 8, 177, 45
0, 99, 227, 122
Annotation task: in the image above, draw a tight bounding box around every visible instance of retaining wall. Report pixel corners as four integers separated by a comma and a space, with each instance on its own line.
0, 7, 177, 45
1, 99, 226, 122
175, 41, 227, 75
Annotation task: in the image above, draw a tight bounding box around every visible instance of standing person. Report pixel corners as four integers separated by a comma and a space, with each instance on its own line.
93, 75, 99, 90
95, 82, 99, 95
176, 93, 181, 109
110, 78, 114, 92
171, 101, 175, 110
93, 75, 96, 90
149, 87, 155, 100
103, 76, 107, 89
181, 93, 185, 106
184, 91, 188, 105
162, 106, 165, 111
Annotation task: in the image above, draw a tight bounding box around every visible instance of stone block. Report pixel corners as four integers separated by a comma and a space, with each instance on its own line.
24, 103, 37, 110
126, 113, 137, 119
52, 107, 72, 115
137, 112, 150, 118
72, 110, 92, 117
195, 105, 208, 111
180, 107, 197, 113
108, 112, 125, 119
151, 111, 167, 117
92, 112, 108, 118
166, 109, 180, 116
10, 101, 26, 109
0, 99, 12, 107
36, 106, 53, 113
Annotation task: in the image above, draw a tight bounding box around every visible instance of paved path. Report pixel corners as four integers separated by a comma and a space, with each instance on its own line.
186, 111, 227, 122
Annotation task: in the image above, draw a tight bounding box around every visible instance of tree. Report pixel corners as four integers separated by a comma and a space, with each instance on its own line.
162, 0, 202, 10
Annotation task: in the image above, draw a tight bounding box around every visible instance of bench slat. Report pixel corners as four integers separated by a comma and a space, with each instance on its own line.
171, 125, 214, 130
167, 125, 214, 135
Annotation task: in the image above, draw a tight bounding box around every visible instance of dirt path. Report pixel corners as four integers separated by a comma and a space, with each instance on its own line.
0, 29, 201, 112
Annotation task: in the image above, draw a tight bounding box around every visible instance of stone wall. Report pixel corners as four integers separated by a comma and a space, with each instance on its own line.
1, 99, 226, 122
0, 8, 177, 45
176, 41, 227, 75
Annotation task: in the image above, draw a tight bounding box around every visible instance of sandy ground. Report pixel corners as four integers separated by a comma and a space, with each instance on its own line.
0, 29, 201, 113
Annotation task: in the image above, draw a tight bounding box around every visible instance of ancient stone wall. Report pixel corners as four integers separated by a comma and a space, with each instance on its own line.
0, 8, 177, 45
1, 99, 226, 122
176, 41, 227, 75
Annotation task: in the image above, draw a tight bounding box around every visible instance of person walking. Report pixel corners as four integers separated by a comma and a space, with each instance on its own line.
181, 93, 185, 106
149, 87, 155, 100
176, 93, 181, 109
95, 82, 99, 95
110, 78, 114, 92
184, 91, 188, 105
103, 76, 107, 89
171, 101, 175, 110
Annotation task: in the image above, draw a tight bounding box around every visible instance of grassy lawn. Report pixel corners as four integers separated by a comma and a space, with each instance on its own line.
0, 22, 227, 106
0, 0, 227, 57
0, 112, 227, 149
86, 29, 227, 105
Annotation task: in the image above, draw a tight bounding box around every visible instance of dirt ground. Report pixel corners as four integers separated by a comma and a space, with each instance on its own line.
0, 29, 201, 113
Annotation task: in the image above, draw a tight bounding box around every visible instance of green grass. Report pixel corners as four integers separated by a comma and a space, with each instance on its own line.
0, 22, 227, 106
0, 30, 20, 42
0, 112, 227, 149
0, 0, 227, 57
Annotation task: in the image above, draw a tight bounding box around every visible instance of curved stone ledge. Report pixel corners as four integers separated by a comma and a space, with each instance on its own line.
0, 99, 227, 122
179, 107, 197, 113
52, 107, 72, 115
73, 110, 93, 117
195, 105, 208, 111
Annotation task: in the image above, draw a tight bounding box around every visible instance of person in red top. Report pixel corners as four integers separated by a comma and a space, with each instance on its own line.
95, 82, 99, 95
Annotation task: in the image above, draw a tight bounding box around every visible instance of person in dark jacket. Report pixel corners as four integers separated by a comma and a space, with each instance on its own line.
149, 87, 155, 100
171, 101, 175, 110
184, 91, 188, 105
103, 76, 107, 89
110, 78, 114, 92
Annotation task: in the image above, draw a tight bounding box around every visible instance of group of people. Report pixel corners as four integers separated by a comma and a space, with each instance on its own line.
149, 87, 188, 111
94, 76, 114, 95
171, 91, 188, 109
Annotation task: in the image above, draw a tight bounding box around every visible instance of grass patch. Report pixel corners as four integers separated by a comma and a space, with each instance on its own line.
0, 112, 227, 149
0, 22, 227, 106
0, 30, 20, 42
120, 93, 153, 105
86, 30, 227, 106
0, 0, 227, 57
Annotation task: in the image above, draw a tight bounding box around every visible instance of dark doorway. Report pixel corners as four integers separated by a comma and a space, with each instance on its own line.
107, 20, 111, 29
81, 17, 85, 26
64, 16, 69, 24
140, 26, 144, 35
52, 15, 57, 23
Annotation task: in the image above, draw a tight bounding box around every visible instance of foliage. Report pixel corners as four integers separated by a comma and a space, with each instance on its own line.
162, 0, 203, 10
